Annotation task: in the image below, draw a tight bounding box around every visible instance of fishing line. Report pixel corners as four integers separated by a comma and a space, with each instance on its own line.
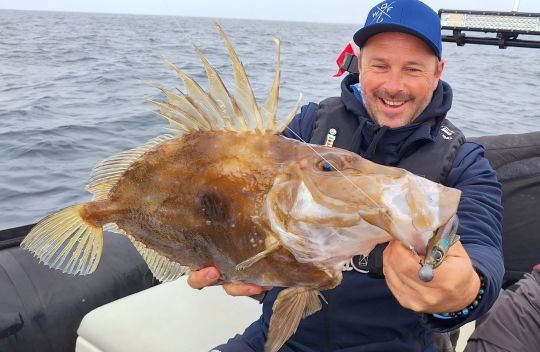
278, 122, 396, 226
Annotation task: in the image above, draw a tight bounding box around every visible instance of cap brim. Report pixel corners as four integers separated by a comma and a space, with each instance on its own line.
353, 24, 440, 59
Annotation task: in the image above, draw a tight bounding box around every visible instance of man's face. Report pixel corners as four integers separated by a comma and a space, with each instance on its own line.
358, 32, 444, 128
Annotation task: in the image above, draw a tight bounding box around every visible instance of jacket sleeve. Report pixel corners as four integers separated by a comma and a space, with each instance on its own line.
281, 102, 318, 141
424, 141, 504, 331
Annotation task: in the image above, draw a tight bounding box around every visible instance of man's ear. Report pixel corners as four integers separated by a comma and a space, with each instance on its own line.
357, 52, 363, 78
433, 59, 445, 89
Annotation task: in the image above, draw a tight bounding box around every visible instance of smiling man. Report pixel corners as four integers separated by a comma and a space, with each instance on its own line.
189, 0, 504, 351
358, 31, 444, 128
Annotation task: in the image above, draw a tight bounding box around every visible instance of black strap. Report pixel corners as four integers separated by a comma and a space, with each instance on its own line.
366, 243, 387, 278
398, 120, 465, 183
301, 102, 319, 142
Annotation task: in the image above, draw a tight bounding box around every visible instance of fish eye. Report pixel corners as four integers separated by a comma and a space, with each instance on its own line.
316, 157, 342, 172
322, 161, 333, 172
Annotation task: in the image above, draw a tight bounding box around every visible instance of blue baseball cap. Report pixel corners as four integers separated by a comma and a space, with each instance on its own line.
353, 0, 442, 60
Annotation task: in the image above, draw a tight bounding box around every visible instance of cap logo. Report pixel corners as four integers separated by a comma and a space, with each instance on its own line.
371, 1, 395, 24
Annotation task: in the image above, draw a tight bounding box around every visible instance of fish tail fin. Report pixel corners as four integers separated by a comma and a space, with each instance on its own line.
21, 204, 104, 275
265, 288, 323, 352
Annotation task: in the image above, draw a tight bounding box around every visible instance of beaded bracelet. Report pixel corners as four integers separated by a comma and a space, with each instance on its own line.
432, 272, 486, 320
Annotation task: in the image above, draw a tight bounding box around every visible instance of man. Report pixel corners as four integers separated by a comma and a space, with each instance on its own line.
189, 0, 504, 350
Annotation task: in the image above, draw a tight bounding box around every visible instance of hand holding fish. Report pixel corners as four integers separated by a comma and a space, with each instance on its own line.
188, 267, 271, 296
383, 239, 481, 313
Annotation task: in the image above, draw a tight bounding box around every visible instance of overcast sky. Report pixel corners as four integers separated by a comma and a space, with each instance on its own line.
2, 0, 539, 24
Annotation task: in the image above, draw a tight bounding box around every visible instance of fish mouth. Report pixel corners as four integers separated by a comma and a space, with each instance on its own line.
263, 167, 393, 265
262, 159, 462, 263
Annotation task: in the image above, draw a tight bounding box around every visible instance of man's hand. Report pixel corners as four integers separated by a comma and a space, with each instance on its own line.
383, 239, 480, 314
187, 267, 271, 296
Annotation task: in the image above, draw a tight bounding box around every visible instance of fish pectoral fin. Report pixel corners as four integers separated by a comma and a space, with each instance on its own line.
235, 241, 281, 271
265, 287, 323, 352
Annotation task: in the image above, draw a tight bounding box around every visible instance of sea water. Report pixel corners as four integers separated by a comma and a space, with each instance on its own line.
1, 10, 539, 229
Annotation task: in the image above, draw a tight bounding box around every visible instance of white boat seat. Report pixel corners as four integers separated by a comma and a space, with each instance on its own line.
76, 277, 262, 352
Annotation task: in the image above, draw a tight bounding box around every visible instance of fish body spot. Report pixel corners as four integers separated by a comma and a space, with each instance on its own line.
200, 192, 229, 224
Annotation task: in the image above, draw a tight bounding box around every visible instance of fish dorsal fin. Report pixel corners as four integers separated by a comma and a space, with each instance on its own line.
265, 287, 323, 352
131, 239, 190, 282
153, 23, 302, 135
214, 22, 263, 130
86, 135, 174, 201
192, 43, 247, 131
162, 57, 225, 131
261, 37, 281, 131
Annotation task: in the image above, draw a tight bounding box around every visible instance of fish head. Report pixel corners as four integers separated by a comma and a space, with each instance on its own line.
264, 140, 461, 264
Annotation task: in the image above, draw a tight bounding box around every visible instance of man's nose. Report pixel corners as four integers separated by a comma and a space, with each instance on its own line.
382, 69, 404, 95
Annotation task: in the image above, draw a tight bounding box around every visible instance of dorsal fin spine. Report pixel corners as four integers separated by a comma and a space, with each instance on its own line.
193, 43, 237, 131
262, 36, 281, 131
214, 22, 264, 131
154, 24, 302, 135
161, 57, 218, 129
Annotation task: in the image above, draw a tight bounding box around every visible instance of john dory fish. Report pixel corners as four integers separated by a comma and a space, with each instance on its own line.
21, 24, 461, 352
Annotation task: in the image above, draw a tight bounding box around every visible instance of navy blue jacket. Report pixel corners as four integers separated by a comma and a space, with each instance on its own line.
230, 74, 504, 352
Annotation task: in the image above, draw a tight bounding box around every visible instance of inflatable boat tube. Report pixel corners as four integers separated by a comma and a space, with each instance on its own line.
0, 226, 155, 352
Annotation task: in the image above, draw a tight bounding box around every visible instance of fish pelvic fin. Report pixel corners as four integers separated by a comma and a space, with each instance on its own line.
21, 204, 104, 275
130, 238, 190, 282
265, 287, 323, 352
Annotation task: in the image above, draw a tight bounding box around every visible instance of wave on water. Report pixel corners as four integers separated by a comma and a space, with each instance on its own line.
0, 9, 539, 229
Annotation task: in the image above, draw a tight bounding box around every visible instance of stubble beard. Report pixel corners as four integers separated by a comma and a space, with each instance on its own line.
360, 85, 433, 128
